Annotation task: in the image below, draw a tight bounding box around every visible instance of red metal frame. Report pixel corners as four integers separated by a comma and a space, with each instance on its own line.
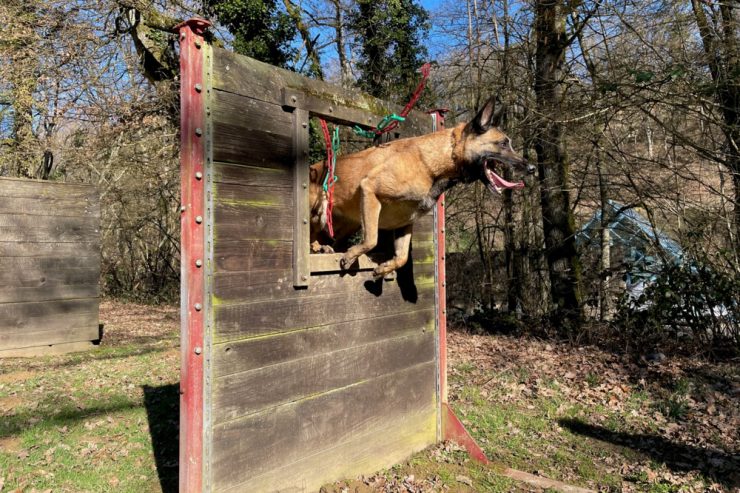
430, 108, 489, 464
177, 17, 211, 493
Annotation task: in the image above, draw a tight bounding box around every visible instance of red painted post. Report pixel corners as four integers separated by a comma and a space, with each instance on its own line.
176, 17, 211, 493
430, 108, 490, 464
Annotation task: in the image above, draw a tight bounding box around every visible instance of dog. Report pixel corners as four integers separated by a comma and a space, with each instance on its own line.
309, 96, 535, 278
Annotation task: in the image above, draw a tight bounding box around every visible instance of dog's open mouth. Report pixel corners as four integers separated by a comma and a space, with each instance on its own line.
484, 159, 525, 194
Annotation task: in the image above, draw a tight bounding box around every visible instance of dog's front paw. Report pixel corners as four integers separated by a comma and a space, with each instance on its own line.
340, 254, 356, 270
373, 262, 397, 280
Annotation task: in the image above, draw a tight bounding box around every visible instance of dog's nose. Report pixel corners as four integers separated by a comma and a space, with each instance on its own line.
527, 164, 536, 175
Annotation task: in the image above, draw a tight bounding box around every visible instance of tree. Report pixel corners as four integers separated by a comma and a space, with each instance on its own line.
203, 0, 297, 67
349, 0, 430, 103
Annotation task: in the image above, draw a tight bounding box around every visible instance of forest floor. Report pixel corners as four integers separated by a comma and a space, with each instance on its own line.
0, 301, 738, 492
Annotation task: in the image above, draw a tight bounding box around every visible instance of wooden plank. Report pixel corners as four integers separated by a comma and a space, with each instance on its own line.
0, 178, 96, 200
212, 91, 293, 166
213, 162, 291, 188
0, 283, 99, 304
214, 281, 435, 342
0, 299, 99, 335
212, 308, 434, 377
0, 339, 98, 358
213, 331, 434, 423
222, 408, 436, 493
215, 182, 292, 206
214, 200, 292, 242
0, 326, 100, 352
211, 48, 433, 137
210, 361, 436, 491
0, 241, 99, 258
0, 195, 99, 217
212, 261, 435, 303
0, 215, 98, 243
292, 108, 311, 287
0, 257, 98, 286
214, 239, 293, 273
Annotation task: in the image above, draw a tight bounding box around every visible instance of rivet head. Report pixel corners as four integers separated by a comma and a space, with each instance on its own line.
195, 171, 203, 180
180, 32, 186, 40
301, 275, 308, 281
194, 346, 202, 355
194, 303, 202, 311
195, 259, 202, 267
195, 215, 203, 224
302, 183, 307, 189
303, 219, 308, 224
302, 122, 307, 128
194, 40, 202, 49
328, 107, 333, 113
291, 95, 297, 103
180, 205, 186, 212
441, 229, 445, 234
195, 128, 203, 136
195, 83, 202, 92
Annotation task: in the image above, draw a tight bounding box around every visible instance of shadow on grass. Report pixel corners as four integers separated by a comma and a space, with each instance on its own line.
143, 384, 179, 493
0, 399, 142, 438
559, 418, 740, 489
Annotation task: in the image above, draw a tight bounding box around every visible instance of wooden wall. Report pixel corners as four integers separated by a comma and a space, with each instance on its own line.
0, 178, 100, 356
192, 46, 440, 492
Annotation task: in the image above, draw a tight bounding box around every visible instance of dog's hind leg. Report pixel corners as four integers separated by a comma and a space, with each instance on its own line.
373, 224, 413, 278
340, 180, 381, 269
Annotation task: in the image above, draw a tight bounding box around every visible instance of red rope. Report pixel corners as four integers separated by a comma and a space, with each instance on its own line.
375, 62, 432, 135
318, 119, 336, 238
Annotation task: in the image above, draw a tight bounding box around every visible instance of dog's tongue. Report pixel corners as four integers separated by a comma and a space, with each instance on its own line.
486, 167, 525, 194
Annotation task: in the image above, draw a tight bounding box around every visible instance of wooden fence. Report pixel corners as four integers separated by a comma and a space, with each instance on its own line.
177, 19, 447, 493
0, 177, 100, 356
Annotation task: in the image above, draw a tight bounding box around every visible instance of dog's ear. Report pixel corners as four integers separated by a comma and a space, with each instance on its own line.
465, 96, 505, 134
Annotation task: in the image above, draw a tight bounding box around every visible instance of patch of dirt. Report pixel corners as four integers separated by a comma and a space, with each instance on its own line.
99, 300, 179, 346
0, 395, 24, 414
0, 371, 35, 385
0, 436, 22, 453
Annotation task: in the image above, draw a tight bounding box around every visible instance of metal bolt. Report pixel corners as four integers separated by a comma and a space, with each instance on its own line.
328, 107, 333, 113
291, 95, 297, 103
442, 281, 446, 287
195, 128, 203, 136
441, 228, 445, 234
195, 171, 203, 180
195, 259, 202, 267
302, 182, 307, 189
441, 255, 445, 261
180, 205, 186, 212
180, 32, 186, 40
303, 219, 308, 224
194, 40, 202, 49
301, 275, 308, 281
302, 122, 307, 128
195, 83, 202, 92
441, 201, 445, 207
194, 303, 202, 311
194, 346, 202, 355
195, 215, 203, 224
443, 309, 447, 315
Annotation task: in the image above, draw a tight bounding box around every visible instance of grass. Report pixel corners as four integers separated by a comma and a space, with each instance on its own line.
0, 303, 179, 493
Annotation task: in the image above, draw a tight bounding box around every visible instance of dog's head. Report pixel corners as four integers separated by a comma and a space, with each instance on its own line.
456, 97, 535, 193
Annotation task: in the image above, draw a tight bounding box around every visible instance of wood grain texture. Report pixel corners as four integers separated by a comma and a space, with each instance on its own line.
214, 162, 292, 188
213, 331, 435, 423
214, 278, 434, 342
223, 407, 437, 493
210, 361, 436, 491
0, 179, 100, 353
211, 48, 433, 136
212, 308, 434, 377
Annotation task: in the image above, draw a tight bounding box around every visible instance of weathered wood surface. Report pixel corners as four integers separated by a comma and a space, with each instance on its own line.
0, 178, 100, 353
212, 47, 433, 135
210, 362, 436, 492
200, 46, 439, 493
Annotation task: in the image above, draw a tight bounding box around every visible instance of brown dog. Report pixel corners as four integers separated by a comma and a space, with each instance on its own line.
309, 96, 534, 277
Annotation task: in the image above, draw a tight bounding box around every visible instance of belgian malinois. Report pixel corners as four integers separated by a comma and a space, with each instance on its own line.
309, 96, 535, 277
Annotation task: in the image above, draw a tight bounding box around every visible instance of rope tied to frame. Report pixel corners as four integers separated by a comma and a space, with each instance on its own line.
318, 119, 339, 238
353, 62, 432, 138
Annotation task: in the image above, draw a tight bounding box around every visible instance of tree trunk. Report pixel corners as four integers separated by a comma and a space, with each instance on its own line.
533, 0, 582, 332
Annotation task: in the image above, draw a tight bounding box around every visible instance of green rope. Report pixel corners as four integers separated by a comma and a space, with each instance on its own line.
353, 113, 406, 139
323, 126, 340, 192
